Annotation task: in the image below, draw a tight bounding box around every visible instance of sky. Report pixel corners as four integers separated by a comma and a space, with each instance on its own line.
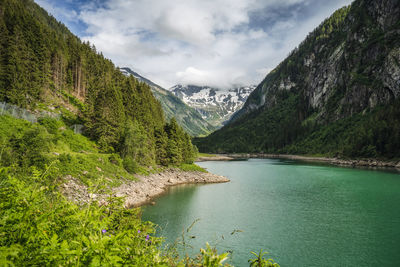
35, 0, 353, 89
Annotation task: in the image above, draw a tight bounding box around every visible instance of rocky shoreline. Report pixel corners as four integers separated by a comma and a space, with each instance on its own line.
199, 153, 400, 169
196, 155, 236, 162
61, 168, 229, 208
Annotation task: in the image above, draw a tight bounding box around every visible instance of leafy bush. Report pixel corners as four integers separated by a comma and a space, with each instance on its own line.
123, 155, 141, 174
0, 168, 171, 266
249, 250, 280, 267
109, 153, 123, 167
7, 124, 52, 169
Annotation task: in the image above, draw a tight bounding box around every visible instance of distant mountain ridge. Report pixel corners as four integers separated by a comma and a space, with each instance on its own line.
169, 84, 256, 128
120, 68, 215, 136
120, 68, 164, 91
196, 0, 400, 159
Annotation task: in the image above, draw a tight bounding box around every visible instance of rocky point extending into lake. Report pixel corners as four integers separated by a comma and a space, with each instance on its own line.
61, 169, 229, 208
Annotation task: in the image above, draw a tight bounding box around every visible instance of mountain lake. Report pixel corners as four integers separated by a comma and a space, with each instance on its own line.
142, 159, 400, 266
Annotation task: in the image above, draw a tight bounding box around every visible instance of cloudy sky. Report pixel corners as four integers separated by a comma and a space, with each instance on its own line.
36, 0, 353, 89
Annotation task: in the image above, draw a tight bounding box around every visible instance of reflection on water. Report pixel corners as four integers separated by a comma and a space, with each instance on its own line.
143, 159, 400, 267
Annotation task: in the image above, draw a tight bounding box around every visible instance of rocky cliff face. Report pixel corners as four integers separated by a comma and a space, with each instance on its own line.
170, 84, 255, 128
235, 0, 399, 124
196, 0, 400, 157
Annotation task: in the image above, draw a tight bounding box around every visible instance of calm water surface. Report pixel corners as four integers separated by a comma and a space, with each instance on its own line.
142, 159, 400, 266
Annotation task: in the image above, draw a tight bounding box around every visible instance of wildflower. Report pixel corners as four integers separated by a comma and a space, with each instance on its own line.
102, 229, 107, 234
138, 230, 141, 233
146, 234, 149, 241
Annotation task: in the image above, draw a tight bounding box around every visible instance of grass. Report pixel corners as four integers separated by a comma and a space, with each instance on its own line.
178, 163, 207, 173
51, 152, 137, 187
0, 115, 210, 187
0, 115, 136, 187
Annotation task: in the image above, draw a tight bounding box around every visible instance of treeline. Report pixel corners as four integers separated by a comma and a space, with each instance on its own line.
195, 96, 400, 159
0, 0, 196, 169
196, 2, 400, 159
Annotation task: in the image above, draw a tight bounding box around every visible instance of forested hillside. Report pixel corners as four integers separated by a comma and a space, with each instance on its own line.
120, 67, 216, 137
0, 0, 207, 264
196, 0, 400, 159
0, 0, 196, 168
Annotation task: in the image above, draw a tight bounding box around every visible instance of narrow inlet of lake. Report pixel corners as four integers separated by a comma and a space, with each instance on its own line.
142, 159, 400, 267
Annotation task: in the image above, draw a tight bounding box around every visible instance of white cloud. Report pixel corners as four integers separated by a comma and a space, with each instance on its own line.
36, 0, 78, 21
36, 0, 353, 89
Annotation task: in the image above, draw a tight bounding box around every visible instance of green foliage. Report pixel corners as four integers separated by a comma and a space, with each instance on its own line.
0, 115, 135, 185
177, 164, 207, 173
196, 93, 304, 154
151, 86, 216, 137
0, 117, 52, 169
0, 0, 197, 169
197, 1, 400, 160
163, 118, 196, 166
199, 243, 230, 267
0, 168, 172, 266
122, 156, 142, 175
108, 153, 123, 167
248, 250, 280, 267
285, 99, 400, 158
197, 98, 400, 159
121, 119, 154, 168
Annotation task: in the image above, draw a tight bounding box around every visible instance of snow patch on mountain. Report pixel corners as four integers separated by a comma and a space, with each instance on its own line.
169, 84, 256, 127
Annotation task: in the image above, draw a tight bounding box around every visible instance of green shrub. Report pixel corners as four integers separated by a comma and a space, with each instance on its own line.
7, 125, 52, 169
123, 156, 140, 174
249, 250, 280, 267
0, 168, 171, 266
109, 153, 123, 167
38, 117, 64, 135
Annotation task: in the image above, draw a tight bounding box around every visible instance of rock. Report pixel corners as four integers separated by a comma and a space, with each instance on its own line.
96, 167, 102, 172
59, 168, 229, 208
53, 152, 60, 156
82, 171, 89, 175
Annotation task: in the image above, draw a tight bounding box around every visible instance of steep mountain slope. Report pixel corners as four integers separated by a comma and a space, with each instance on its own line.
196, 0, 400, 158
120, 68, 215, 136
170, 84, 255, 128
0, 0, 196, 168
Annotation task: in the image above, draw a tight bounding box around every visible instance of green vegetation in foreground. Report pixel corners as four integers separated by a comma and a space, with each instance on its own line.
0, 168, 167, 266
0, 115, 279, 266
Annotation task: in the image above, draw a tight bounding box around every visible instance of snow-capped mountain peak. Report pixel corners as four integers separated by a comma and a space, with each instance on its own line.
169, 84, 256, 127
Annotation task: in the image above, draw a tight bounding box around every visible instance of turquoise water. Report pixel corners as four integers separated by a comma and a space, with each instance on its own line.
142, 159, 400, 266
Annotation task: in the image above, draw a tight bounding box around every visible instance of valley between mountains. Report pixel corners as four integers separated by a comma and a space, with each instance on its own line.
0, 0, 399, 266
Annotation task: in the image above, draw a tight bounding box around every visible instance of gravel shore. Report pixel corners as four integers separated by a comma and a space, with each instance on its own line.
208, 153, 400, 169
61, 168, 229, 207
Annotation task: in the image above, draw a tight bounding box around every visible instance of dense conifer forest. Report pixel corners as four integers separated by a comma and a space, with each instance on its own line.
0, 0, 247, 265
0, 0, 196, 169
